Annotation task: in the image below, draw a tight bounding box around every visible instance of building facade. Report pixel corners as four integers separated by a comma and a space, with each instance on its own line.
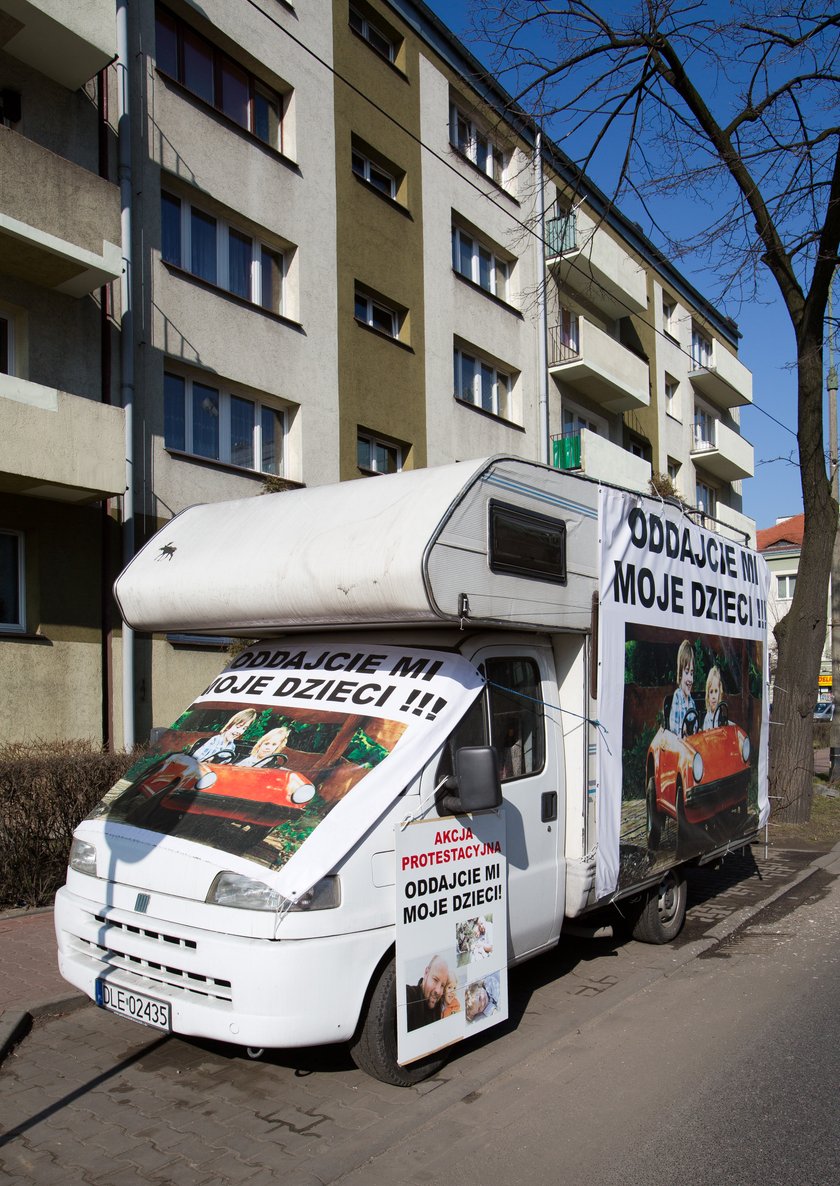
0, 0, 756, 747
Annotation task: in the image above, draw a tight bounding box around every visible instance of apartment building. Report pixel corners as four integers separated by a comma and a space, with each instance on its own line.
0, 0, 756, 747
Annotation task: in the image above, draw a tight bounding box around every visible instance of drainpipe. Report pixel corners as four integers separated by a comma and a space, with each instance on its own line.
117, 0, 135, 749
535, 129, 549, 466
98, 66, 113, 751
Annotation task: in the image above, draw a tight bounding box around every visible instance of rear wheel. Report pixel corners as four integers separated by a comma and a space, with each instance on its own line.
631, 869, 687, 944
349, 957, 448, 1087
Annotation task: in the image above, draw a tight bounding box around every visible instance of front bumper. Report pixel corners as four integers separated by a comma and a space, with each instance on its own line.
55, 883, 392, 1050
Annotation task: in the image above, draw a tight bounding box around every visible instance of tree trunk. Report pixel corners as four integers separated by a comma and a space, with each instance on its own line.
769, 338, 836, 822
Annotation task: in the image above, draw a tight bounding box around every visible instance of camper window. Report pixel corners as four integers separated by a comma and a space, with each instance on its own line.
488, 501, 566, 585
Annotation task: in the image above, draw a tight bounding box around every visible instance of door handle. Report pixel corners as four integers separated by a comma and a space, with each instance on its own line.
541, 791, 558, 822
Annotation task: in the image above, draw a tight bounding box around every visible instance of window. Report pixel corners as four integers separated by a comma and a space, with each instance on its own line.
437, 657, 545, 787
691, 325, 713, 369
0, 315, 11, 375
164, 372, 285, 475
0, 530, 24, 632
354, 289, 400, 339
696, 480, 716, 517
450, 102, 506, 185
563, 404, 604, 437
451, 224, 510, 300
357, 431, 402, 475
777, 574, 797, 600
352, 147, 397, 200
694, 407, 716, 449
489, 501, 566, 585
664, 374, 680, 420
667, 458, 681, 486
662, 295, 678, 338
454, 345, 512, 420
155, 7, 283, 150
161, 192, 285, 313
349, 5, 398, 63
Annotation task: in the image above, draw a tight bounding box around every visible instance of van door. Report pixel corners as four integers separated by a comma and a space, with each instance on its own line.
435, 643, 564, 960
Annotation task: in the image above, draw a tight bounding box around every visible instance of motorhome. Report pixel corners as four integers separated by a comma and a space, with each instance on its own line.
55, 457, 770, 1084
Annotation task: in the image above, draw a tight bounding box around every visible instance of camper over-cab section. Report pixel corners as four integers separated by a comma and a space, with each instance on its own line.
115, 457, 599, 636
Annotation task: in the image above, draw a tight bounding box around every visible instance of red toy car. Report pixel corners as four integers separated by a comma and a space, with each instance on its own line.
124, 751, 315, 843
645, 699, 751, 854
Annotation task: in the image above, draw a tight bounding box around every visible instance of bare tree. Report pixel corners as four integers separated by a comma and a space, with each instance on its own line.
469, 0, 840, 820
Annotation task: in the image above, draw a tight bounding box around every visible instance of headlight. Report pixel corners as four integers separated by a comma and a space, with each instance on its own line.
289, 876, 341, 911
741, 734, 751, 763
692, 751, 704, 783
206, 872, 341, 912
69, 838, 97, 877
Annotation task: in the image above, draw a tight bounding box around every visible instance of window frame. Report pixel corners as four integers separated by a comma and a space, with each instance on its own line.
354, 288, 401, 340
664, 373, 680, 421
155, 5, 284, 152
436, 655, 546, 788
777, 573, 797, 600
0, 529, 25, 633
454, 344, 513, 421
357, 430, 403, 476
161, 190, 286, 314
691, 325, 714, 370
163, 370, 286, 477
351, 146, 398, 200
662, 295, 678, 339
694, 405, 717, 449
451, 223, 510, 301
696, 479, 717, 517
349, 4, 399, 63
449, 101, 507, 186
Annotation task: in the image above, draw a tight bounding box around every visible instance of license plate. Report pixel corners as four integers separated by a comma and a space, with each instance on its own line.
95, 979, 171, 1031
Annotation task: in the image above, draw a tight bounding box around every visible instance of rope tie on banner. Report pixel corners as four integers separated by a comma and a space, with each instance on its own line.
483, 679, 612, 756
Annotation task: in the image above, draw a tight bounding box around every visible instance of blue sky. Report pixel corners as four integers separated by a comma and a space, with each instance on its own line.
423, 0, 827, 529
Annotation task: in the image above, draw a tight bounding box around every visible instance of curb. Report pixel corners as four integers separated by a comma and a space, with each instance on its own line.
0, 992, 89, 1067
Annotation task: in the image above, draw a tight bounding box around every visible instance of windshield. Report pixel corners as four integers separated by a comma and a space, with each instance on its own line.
87, 641, 483, 874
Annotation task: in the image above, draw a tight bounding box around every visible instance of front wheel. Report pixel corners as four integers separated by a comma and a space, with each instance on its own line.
631, 869, 687, 944
349, 957, 448, 1087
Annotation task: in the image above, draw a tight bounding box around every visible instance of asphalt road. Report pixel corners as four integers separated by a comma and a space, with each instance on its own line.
347, 867, 840, 1186
0, 845, 837, 1185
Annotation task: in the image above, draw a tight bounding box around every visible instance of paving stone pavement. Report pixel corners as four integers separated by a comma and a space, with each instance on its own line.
0, 840, 833, 1186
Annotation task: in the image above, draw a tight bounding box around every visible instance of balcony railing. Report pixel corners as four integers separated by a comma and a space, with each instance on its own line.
552, 431, 582, 471
546, 215, 577, 257
548, 318, 580, 366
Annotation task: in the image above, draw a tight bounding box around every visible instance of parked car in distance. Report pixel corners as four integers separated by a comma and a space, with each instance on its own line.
814, 701, 834, 721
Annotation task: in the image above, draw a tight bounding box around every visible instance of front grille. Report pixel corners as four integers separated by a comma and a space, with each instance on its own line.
69, 915, 233, 1004
94, 913, 198, 949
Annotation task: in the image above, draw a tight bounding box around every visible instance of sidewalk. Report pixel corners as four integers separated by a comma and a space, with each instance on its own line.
0, 907, 86, 1060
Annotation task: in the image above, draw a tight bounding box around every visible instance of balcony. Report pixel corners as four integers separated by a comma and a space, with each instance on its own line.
0, 376, 125, 501
689, 344, 753, 410
548, 314, 650, 413
0, 128, 121, 297
0, 0, 116, 90
545, 209, 647, 318
713, 502, 756, 546
691, 419, 754, 482
552, 428, 651, 494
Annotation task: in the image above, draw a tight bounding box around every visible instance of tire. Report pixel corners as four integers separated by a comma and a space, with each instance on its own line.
631, 868, 688, 944
646, 773, 664, 850
349, 957, 448, 1086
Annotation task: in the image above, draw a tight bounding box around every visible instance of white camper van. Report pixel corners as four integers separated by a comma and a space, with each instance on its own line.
55, 457, 770, 1084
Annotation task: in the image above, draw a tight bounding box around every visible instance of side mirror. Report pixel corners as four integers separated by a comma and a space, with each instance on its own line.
440, 746, 502, 816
